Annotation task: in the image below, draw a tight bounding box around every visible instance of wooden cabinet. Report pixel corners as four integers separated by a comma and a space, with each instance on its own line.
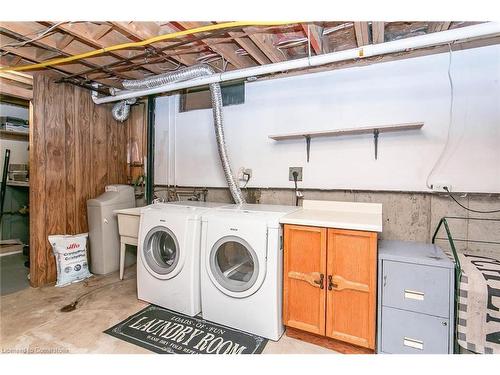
325, 229, 377, 348
283, 225, 327, 335
283, 224, 377, 350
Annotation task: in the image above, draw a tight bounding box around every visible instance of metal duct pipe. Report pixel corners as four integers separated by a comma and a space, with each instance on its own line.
92, 22, 500, 105
111, 98, 136, 122
116, 64, 245, 204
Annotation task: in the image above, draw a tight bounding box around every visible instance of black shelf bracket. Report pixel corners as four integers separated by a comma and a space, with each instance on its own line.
373, 128, 380, 160
305, 135, 311, 163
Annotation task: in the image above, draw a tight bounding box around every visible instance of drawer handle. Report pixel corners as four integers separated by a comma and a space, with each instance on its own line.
403, 337, 424, 350
404, 289, 424, 301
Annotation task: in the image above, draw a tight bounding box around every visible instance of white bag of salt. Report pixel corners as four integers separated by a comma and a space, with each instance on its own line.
49, 233, 92, 287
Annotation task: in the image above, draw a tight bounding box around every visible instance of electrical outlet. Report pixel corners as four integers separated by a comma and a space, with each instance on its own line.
289, 167, 303, 181
433, 182, 452, 192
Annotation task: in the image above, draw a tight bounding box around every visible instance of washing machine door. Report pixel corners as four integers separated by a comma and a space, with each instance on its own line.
208, 235, 266, 298
141, 225, 181, 279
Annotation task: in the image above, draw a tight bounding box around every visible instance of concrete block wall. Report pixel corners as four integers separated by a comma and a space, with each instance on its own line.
155, 186, 500, 255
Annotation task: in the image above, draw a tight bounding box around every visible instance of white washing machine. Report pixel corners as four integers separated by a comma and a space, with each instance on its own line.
137, 202, 225, 316
200, 204, 299, 340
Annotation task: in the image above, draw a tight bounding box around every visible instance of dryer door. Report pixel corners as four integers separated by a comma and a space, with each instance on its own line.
141, 225, 181, 279
208, 235, 265, 298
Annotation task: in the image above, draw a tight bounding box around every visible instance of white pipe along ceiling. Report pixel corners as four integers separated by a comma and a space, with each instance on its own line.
92, 22, 500, 104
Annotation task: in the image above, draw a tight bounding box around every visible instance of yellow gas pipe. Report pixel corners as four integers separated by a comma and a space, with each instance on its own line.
0, 21, 297, 72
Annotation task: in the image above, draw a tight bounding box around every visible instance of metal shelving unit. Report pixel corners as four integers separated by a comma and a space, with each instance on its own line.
0, 129, 29, 141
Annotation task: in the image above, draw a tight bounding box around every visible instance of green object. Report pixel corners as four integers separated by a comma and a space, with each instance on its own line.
432, 217, 462, 354
1, 185, 29, 244
146, 96, 155, 204
0, 149, 10, 220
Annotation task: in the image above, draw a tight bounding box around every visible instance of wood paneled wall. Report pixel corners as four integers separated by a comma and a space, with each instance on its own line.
30, 74, 145, 287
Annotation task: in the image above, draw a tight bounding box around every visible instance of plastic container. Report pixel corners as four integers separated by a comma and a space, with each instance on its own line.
87, 185, 135, 274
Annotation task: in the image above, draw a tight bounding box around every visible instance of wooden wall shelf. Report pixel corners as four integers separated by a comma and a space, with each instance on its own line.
269, 122, 424, 161
6, 180, 29, 188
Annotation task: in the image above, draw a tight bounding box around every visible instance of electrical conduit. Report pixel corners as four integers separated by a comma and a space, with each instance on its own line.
0, 21, 295, 73
113, 64, 245, 204
92, 22, 500, 105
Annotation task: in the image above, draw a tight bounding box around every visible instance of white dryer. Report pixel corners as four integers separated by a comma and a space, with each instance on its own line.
200, 204, 299, 340
137, 202, 225, 316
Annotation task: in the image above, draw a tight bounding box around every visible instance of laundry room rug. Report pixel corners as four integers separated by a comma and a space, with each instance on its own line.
104, 305, 268, 354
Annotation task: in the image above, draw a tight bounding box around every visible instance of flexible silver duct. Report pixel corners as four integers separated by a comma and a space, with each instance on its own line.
112, 98, 136, 122
120, 64, 245, 204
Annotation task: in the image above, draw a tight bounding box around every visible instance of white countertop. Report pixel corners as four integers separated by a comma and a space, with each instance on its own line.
280, 200, 383, 232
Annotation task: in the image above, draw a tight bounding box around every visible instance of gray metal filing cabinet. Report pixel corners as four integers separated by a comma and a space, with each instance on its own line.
377, 240, 455, 354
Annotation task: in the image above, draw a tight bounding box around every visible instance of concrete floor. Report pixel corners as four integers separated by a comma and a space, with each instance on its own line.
0, 252, 29, 296
0, 268, 335, 354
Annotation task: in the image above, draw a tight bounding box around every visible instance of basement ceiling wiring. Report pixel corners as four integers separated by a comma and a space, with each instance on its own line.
0, 21, 297, 72
0, 21, 69, 49
322, 22, 354, 36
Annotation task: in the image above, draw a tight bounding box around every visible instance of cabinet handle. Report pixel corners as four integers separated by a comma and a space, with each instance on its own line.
404, 289, 425, 301
288, 271, 324, 288
328, 275, 338, 290
314, 274, 324, 289
403, 337, 424, 350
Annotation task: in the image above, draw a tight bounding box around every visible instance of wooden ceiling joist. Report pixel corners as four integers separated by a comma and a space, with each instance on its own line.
34, 48, 59, 61
0, 20, 494, 88
55, 34, 75, 50
173, 22, 256, 69
428, 22, 452, 33
6, 55, 23, 67
354, 22, 370, 46
48, 22, 167, 76
244, 28, 286, 63
0, 22, 143, 80
91, 24, 114, 40
301, 23, 323, 55
372, 22, 385, 44
0, 42, 120, 88
0, 38, 79, 73
228, 33, 272, 65
111, 21, 196, 67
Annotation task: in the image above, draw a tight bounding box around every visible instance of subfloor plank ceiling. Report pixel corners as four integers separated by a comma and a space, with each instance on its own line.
0, 21, 494, 94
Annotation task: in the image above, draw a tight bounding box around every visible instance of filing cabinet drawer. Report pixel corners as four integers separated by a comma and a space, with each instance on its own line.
381, 307, 450, 354
382, 260, 451, 318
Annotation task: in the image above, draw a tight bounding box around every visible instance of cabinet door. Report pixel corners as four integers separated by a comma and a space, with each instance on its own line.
326, 229, 377, 349
283, 224, 327, 335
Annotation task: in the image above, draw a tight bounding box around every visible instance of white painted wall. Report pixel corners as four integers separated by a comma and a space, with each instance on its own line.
0, 104, 29, 176
154, 45, 500, 193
